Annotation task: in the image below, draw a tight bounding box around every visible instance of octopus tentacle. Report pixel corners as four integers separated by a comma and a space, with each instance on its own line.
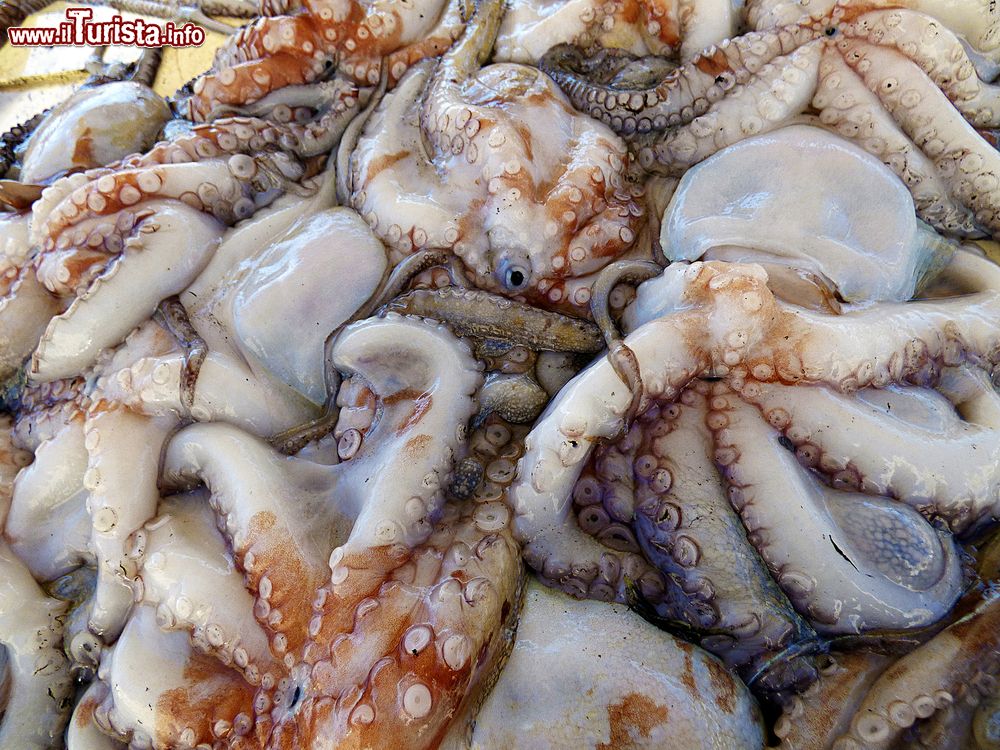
734, 377, 1000, 534
67, 681, 127, 750
772, 650, 894, 749
276, 418, 525, 749
637, 40, 824, 173
187, 16, 326, 120
511, 311, 703, 603
541, 25, 817, 139
336, 65, 389, 205
161, 422, 343, 657
590, 259, 663, 348
6, 419, 91, 581
134, 493, 282, 687
712, 390, 963, 634
279, 499, 523, 749
163, 315, 482, 657
321, 314, 482, 557
0, 213, 61, 379
0, 541, 74, 748
30, 201, 226, 382
97, 605, 263, 749
837, 38, 1000, 234
835, 594, 1000, 749
83, 407, 176, 640
848, 9, 1000, 127
813, 48, 981, 235
628, 387, 821, 692
106, 327, 316, 436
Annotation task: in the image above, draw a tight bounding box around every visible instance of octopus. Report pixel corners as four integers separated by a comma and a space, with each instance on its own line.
3, 176, 391, 664
540, 0, 1000, 237
2, 0, 1000, 747
351, 0, 647, 316
180, 0, 467, 121
15, 114, 328, 382
508, 127, 1000, 699
81, 314, 521, 748
772, 589, 1000, 749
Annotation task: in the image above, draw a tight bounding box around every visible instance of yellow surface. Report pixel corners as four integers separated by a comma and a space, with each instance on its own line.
0, 1, 236, 131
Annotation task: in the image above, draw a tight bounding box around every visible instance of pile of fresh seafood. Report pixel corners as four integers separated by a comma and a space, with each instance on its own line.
2, 0, 1000, 747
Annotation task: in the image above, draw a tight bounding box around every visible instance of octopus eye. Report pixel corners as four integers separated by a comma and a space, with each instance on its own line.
498, 262, 530, 292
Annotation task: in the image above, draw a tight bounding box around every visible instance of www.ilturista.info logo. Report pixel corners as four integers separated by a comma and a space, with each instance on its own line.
7, 7, 206, 47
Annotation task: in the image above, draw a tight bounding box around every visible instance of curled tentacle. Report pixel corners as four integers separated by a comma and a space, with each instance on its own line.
133, 493, 282, 686
30, 201, 226, 382
713, 388, 964, 634
96, 605, 262, 748
835, 593, 1000, 750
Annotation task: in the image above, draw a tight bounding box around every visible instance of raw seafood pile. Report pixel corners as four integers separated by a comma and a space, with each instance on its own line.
1, 0, 1000, 748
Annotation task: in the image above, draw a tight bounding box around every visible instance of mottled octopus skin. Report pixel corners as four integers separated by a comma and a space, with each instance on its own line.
542, 0, 1000, 236
184, 0, 465, 120
88, 315, 523, 749
493, 0, 738, 66
454, 578, 765, 749
351, 0, 646, 316
512, 255, 1000, 647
